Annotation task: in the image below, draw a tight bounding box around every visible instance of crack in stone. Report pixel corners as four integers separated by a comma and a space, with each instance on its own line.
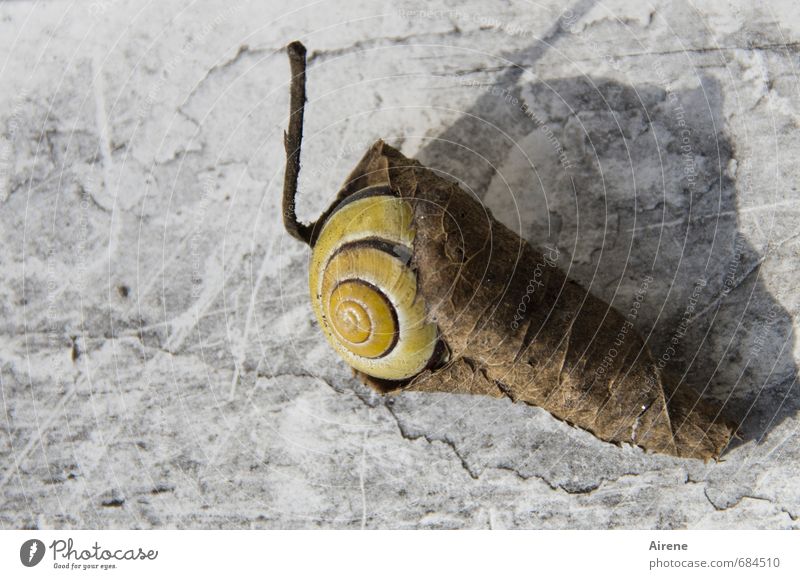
190, 44, 272, 97
780, 508, 798, 522
382, 400, 480, 479
686, 474, 797, 521
571, 42, 800, 63
703, 488, 774, 512
382, 394, 645, 494
493, 463, 647, 495
446, 65, 511, 78
255, 369, 381, 410
77, 183, 111, 214
306, 29, 464, 64
152, 139, 206, 168
184, 28, 473, 106
439, 39, 793, 80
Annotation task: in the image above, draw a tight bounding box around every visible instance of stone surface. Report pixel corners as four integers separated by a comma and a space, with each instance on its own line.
1, 0, 799, 529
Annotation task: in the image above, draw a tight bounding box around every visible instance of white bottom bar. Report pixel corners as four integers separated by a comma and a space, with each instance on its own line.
1, 530, 796, 578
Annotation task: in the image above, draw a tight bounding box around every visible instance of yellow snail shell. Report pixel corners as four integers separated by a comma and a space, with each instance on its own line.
309, 186, 439, 381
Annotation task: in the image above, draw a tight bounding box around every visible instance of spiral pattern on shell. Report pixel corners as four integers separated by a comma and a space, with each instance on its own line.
309, 186, 438, 381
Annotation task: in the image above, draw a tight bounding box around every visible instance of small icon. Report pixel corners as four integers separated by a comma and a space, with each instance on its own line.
20, 539, 46, 567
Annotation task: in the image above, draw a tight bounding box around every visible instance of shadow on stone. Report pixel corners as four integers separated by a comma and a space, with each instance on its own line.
416, 57, 797, 453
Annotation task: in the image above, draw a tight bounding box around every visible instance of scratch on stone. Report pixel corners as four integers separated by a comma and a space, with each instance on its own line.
226, 239, 281, 400
0, 382, 76, 492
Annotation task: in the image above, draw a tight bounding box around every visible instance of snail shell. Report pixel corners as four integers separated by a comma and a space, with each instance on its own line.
309, 186, 439, 381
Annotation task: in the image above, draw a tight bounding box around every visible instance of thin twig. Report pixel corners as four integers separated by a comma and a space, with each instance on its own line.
282, 41, 313, 245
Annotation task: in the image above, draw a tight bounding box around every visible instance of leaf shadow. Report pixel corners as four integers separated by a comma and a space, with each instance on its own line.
415, 54, 797, 453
